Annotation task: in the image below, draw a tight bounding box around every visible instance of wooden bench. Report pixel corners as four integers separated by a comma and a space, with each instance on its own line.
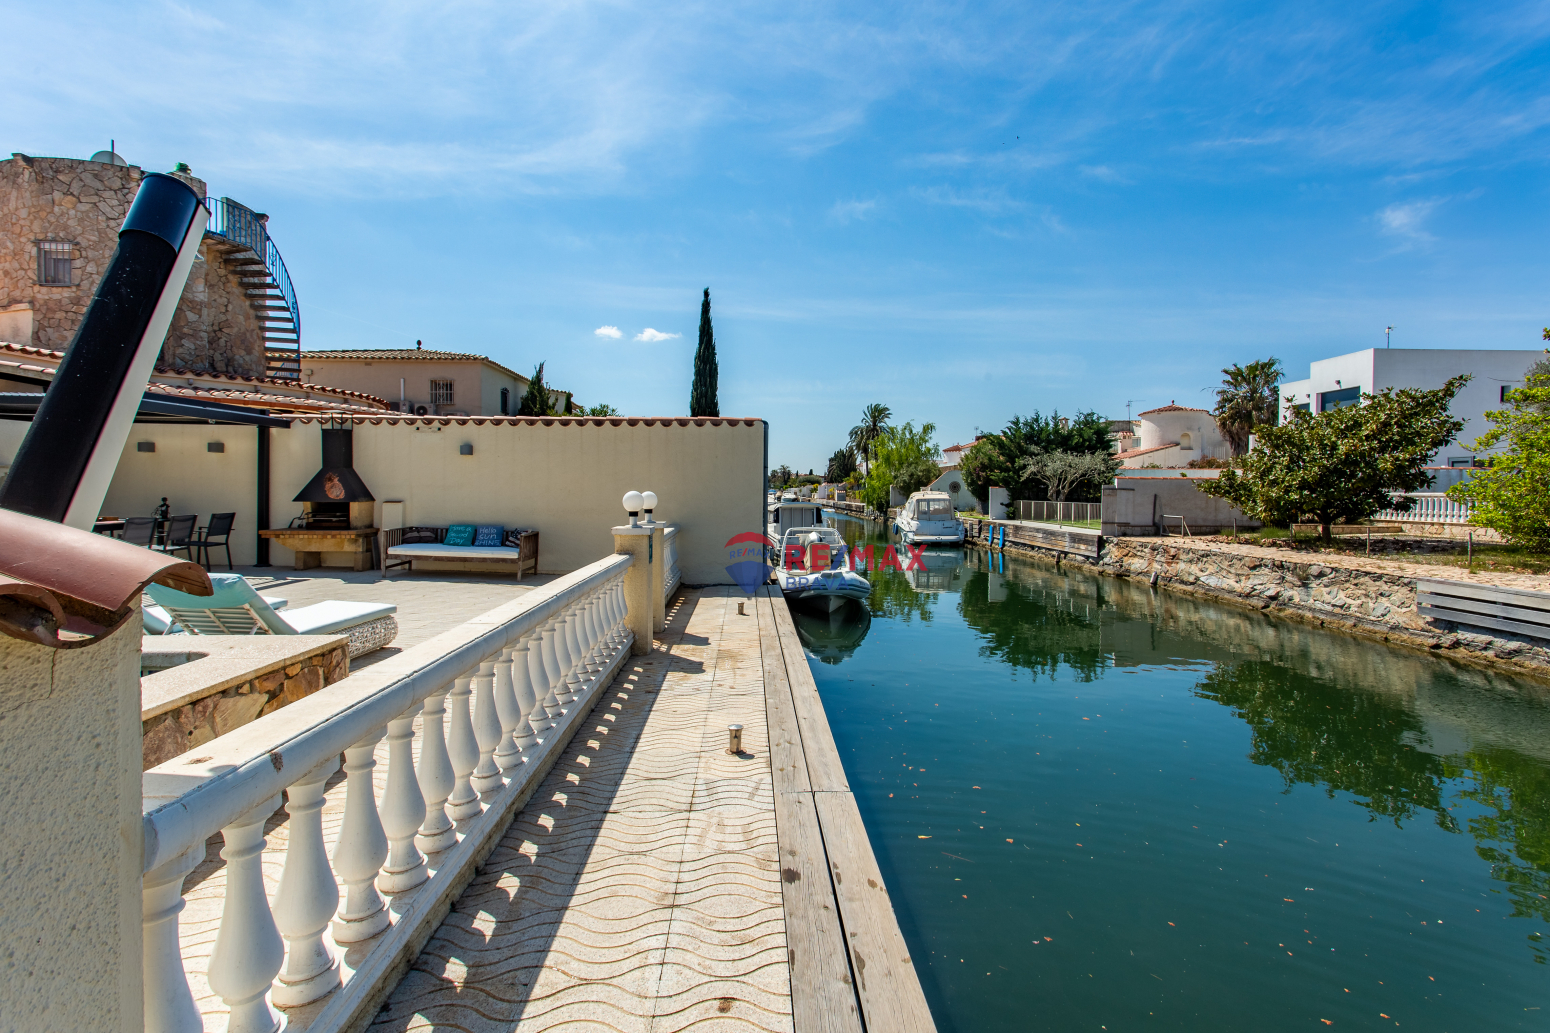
1416, 577, 1550, 642
380, 526, 539, 579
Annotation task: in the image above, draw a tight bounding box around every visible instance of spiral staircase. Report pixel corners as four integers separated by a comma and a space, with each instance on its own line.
202, 197, 301, 380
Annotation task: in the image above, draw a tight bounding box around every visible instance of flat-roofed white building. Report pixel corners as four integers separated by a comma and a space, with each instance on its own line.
1279, 348, 1543, 465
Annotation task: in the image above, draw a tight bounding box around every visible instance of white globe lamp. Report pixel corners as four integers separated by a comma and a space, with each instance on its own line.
622, 490, 644, 527
641, 490, 658, 525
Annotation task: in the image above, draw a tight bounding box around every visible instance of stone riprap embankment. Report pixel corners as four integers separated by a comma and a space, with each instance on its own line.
1092, 537, 1550, 679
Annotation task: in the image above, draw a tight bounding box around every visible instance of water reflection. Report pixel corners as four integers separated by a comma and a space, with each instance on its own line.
791, 605, 872, 664
827, 514, 1550, 954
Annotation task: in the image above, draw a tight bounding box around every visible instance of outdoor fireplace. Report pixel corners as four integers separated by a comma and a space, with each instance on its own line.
258, 426, 381, 570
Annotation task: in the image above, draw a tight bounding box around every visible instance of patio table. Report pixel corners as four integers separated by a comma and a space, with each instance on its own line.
93, 518, 126, 537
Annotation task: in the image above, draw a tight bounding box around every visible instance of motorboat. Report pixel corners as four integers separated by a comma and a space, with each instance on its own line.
894, 490, 965, 545
768, 499, 825, 542
775, 527, 871, 613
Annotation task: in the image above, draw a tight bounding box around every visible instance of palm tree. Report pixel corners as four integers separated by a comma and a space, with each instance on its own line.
848, 403, 892, 467
825, 446, 857, 483
1213, 358, 1285, 456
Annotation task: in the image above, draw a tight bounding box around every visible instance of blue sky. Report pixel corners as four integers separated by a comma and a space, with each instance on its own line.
5, 1, 1549, 471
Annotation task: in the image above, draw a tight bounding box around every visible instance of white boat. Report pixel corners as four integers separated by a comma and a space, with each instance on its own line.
895, 490, 965, 545
774, 527, 871, 612
768, 499, 825, 542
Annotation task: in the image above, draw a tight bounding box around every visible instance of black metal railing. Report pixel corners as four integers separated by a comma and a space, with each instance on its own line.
203, 196, 301, 376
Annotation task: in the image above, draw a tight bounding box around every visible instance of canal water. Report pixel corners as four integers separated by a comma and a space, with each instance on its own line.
794, 514, 1550, 1032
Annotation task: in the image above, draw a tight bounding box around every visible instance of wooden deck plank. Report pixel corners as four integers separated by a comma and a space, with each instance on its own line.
768, 593, 850, 793
812, 792, 936, 1033
772, 789, 864, 1033
758, 587, 812, 795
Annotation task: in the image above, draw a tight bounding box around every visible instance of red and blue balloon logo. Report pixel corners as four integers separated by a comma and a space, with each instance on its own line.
725, 532, 774, 595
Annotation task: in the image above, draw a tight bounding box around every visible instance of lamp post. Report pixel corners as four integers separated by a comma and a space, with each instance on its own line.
1386, 326, 1393, 349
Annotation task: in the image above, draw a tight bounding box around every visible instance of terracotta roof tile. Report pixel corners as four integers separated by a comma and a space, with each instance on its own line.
1138, 403, 1211, 415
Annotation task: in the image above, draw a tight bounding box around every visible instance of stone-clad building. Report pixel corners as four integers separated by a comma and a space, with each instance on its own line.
0, 150, 301, 378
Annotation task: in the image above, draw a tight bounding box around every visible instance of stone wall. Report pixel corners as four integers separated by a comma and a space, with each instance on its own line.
1093, 537, 1550, 678
0, 154, 269, 375
141, 643, 347, 769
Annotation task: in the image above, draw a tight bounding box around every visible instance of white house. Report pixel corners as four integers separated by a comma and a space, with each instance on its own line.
1279, 348, 1544, 465
1115, 403, 1229, 468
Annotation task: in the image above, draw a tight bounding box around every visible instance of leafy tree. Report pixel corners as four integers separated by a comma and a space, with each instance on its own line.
770, 464, 795, 488
1199, 377, 1468, 541
586, 403, 621, 416
959, 411, 1114, 504
849, 403, 892, 466
1447, 361, 1550, 551
861, 421, 939, 511
1021, 450, 1119, 502
1213, 357, 1285, 455
825, 446, 857, 483
690, 287, 719, 417
517, 362, 557, 416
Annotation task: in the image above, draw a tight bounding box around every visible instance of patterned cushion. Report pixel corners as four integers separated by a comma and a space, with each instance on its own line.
473, 525, 504, 547
444, 524, 476, 547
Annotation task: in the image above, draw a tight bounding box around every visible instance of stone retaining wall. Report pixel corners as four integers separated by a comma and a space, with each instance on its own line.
140, 643, 348, 769
1091, 538, 1550, 679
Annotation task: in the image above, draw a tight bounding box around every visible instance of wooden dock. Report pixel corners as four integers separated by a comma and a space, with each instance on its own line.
370, 585, 934, 1032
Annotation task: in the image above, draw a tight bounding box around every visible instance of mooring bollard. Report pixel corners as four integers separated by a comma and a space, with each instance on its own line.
726, 724, 743, 754
738, 601, 746, 616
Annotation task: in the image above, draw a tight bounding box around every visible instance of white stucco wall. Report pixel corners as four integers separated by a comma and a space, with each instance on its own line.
1280, 348, 1544, 461
102, 416, 767, 583
0, 615, 143, 1031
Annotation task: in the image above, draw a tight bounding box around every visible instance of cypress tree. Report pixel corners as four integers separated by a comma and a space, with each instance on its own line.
690, 287, 719, 417
518, 361, 554, 416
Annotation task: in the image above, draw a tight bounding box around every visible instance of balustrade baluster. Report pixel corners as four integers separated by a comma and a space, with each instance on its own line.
207, 796, 286, 1033
445, 674, 483, 822
378, 704, 428, 893
559, 606, 584, 701
332, 729, 390, 943
610, 578, 627, 647
272, 759, 342, 1007
415, 688, 457, 854
493, 646, 523, 769
471, 659, 505, 795
143, 846, 204, 1033
539, 618, 566, 721
584, 595, 605, 670
510, 638, 541, 750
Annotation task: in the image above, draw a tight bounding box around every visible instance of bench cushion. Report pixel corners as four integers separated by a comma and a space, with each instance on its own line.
473, 524, 504, 547
388, 543, 526, 562
444, 524, 476, 547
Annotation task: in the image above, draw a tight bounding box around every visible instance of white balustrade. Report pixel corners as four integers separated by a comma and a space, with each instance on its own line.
332, 729, 390, 943
444, 675, 483, 822
208, 797, 286, 1033
140, 555, 636, 1033
1376, 492, 1473, 525
471, 660, 505, 795
414, 688, 457, 854
492, 646, 523, 770
272, 759, 341, 1006
378, 706, 428, 894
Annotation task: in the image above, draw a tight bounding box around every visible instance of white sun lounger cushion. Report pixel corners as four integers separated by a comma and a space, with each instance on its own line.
145, 596, 289, 635
279, 600, 397, 636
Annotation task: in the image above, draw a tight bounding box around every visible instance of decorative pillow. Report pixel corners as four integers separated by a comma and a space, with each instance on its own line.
444, 524, 476, 547
473, 525, 505, 548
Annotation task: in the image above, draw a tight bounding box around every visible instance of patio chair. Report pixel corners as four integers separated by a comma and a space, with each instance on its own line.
122, 517, 157, 546
155, 515, 198, 558
144, 573, 398, 658
178, 512, 236, 570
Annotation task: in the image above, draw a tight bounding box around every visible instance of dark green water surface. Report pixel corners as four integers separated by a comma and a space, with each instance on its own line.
795, 516, 1550, 1032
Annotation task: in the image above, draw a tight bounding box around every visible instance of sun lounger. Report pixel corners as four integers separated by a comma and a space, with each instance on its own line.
143, 593, 288, 635
144, 574, 397, 658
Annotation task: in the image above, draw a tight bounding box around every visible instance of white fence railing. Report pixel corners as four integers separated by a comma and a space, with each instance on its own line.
663, 525, 681, 602
1375, 492, 1473, 525
141, 552, 633, 1033
1015, 500, 1102, 525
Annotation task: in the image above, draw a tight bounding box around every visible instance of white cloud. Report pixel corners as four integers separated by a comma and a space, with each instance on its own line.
593, 325, 623, 338
828, 199, 878, 224
1079, 164, 1129, 184
1377, 199, 1442, 243
635, 328, 681, 342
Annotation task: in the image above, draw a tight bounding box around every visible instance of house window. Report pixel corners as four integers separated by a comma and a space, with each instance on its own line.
1319, 386, 1362, 411
35, 241, 75, 285
1502, 385, 1516, 403
500, 387, 510, 415
429, 380, 454, 406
